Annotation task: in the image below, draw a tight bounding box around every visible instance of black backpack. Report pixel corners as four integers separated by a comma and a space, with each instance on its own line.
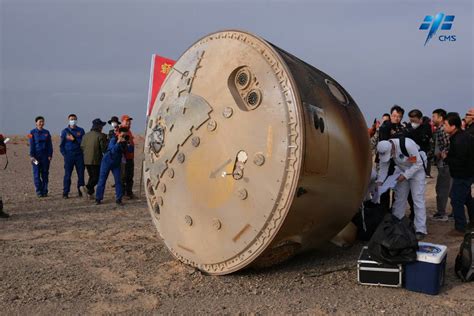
455, 230, 474, 282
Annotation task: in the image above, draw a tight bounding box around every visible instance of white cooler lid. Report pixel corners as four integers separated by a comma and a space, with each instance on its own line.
416, 242, 447, 264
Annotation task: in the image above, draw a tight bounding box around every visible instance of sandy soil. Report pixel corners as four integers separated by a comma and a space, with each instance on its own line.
0, 137, 473, 315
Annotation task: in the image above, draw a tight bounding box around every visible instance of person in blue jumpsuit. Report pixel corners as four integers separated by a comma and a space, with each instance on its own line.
60, 114, 86, 198
95, 127, 127, 205
28, 116, 53, 197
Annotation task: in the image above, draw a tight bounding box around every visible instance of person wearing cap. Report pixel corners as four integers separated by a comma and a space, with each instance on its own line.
95, 127, 128, 205
60, 114, 86, 199
120, 115, 135, 199
376, 138, 428, 240
28, 116, 53, 198
107, 116, 121, 142
81, 118, 108, 198
465, 108, 474, 137
442, 112, 474, 235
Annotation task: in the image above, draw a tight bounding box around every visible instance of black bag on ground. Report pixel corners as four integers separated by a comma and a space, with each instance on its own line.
367, 213, 418, 265
352, 201, 388, 241
455, 230, 474, 282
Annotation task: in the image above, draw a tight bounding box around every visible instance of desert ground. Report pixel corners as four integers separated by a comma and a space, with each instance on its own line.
0, 137, 473, 315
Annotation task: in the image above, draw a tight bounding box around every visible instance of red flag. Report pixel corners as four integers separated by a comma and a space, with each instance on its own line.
146, 54, 176, 116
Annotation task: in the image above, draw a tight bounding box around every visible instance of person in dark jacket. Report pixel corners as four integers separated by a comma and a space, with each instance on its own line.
465, 108, 474, 137
378, 105, 409, 141
0, 133, 10, 218
81, 118, 108, 198
407, 109, 432, 157
442, 112, 474, 235
95, 127, 128, 205
28, 116, 53, 197
377, 105, 409, 211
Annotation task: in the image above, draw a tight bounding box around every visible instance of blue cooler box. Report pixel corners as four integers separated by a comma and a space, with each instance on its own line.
404, 242, 447, 295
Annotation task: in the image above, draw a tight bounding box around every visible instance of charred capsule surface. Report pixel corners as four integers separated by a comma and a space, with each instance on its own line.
144, 30, 371, 275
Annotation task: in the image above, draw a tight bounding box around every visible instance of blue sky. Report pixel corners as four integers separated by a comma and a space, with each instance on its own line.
1, 0, 472, 134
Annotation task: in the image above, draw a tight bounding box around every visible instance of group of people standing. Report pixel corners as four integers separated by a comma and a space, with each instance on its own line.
369, 106, 474, 239
27, 114, 136, 205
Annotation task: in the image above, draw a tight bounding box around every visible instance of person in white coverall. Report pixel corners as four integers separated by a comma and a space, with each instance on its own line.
376, 138, 427, 240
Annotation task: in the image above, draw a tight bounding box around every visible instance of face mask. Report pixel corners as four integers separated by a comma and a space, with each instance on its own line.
411, 122, 420, 129
111, 122, 118, 128
69, 120, 77, 126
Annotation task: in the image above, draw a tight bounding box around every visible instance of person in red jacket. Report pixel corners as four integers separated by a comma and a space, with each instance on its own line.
120, 115, 135, 199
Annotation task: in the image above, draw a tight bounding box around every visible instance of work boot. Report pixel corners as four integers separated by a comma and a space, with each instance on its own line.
78, 187, 84, 198
432, 212, 448, 222
63, 193, 69, 199
115, 199, 124, 206
125, 193, 136, 200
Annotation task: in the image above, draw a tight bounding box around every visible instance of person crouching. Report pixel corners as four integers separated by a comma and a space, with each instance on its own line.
95, 127, 129, 205
376, 138, 428, 240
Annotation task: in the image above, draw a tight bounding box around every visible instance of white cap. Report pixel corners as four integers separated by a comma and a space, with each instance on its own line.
377, 141, 392, 163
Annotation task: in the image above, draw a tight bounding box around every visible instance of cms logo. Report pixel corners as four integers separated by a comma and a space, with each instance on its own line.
439, 35, 456, 42
419, 13, 456, 46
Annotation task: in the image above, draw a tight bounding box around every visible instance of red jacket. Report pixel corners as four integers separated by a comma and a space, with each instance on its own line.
124, 129, 135, 160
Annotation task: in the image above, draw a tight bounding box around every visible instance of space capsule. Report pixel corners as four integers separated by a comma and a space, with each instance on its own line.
143, 30, 371, 275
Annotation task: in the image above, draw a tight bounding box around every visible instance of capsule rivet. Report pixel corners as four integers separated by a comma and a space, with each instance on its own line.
177, 153, 185, 163
254, 153, 265, 166
237, 188, 248, 200
223, 107, 233, 118
191, 136, 200, 147
212, 219, 222, 230
207, 119, 217, 131
233, 168, 243, 180
185, 215, 193, 226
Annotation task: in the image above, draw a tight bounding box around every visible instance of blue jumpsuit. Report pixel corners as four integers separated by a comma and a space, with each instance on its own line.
95, 136, 124, 202
60, 126, 86, 195
29, 128, 53, 196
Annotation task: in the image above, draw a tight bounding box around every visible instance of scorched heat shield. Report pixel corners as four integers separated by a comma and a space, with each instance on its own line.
143, 30, 371, 275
